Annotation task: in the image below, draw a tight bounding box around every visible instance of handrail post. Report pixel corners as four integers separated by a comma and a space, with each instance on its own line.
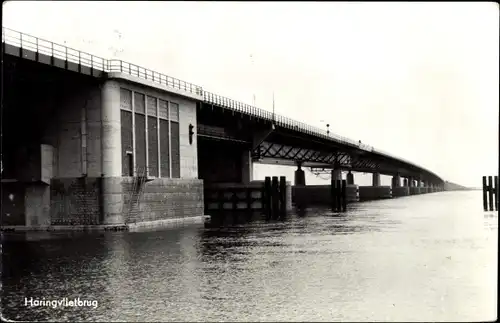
19, 32, 23, 57
35, 37, 39, 61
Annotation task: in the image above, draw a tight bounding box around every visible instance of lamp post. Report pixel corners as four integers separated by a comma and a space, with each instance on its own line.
250, 54, 256, 106
320, 120, 330, 137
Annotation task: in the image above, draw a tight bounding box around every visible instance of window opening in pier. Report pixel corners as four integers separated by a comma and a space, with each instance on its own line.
121, 88, 184, 179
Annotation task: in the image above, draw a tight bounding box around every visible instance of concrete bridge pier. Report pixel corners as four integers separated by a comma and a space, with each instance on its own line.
392, 174, 409, 197
416, 178, 422, 194
358, 172, 391, 201
372, 172, 380, 187
241, 150, 253, 184
346, 171, 354, 185
344, 170, 359, 202
408, 177, 420, 195
391, 174, 401, 188
425, 181, 431, 193
294, 163, 306, 186
331, 169, 342, 181
101, 80, 124, 225
331, 169, 359, 203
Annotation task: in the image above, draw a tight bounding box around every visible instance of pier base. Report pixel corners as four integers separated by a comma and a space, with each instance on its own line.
346, 184, 359, 203
358, 186, 392, 201
392, 186, 410, 197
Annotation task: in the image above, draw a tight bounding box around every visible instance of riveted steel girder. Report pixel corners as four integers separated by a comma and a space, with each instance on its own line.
253, 141, 347, 165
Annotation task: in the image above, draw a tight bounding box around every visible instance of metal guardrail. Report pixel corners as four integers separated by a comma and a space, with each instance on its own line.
203, 91, 367, 149
203, 90, 440, 179
2, 26, 441, 181
107, 60, 203, 96
2, 27, 203, 97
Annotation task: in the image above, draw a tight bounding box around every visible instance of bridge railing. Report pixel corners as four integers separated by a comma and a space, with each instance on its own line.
107, 60, 203, 96
2, 27, 108, 72
203, 91, 373, 150
371, 147, 440, 179
2, 27, 203, 97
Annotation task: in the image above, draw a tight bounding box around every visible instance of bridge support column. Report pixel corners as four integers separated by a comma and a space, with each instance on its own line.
241, 150, 253, 184
372, 172, 380, 187
332, 169, 342, 181
346, 171, 354, 185
404, 178, 408, 187
408, 177, 414, 187
101, 80, 123, 225
294, 163, 306, 186
391, 174, 401, 188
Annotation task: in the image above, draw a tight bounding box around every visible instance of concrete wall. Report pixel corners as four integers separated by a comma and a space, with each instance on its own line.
47, 177, 204, 225
45, 83, 103, 178
358, 186, 392, 201
50, 177, 101, 225
1, 182, 26, 225
25, 184, 51, 226
122, 178, 204, 223
392, 186, 410, 197
347, 185, 360, 203
204, 181, 292, 212
209, 181, 293, 211
292, 184, 359, 206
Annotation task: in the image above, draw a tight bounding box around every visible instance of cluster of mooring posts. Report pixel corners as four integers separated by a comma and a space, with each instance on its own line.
262, 176, 288, 220
204, 176, 288, 220
482, 175, 499, 211
331, 179, 347, 212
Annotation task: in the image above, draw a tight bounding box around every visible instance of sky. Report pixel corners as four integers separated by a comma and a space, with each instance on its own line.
2, 1, 498, 187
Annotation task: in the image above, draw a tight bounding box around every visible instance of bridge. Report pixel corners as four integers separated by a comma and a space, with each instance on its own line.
1, 27, 445, 229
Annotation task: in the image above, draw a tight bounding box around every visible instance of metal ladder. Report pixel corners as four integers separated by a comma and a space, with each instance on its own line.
123, 166, 147, 223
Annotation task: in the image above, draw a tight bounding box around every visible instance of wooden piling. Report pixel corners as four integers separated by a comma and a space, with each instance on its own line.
483, 176, 488, 211
331, 176, 337, 211
336, 180, 342, 212
218, 190, 224, 211
246, 187, 252, 212
488, 176, 494, 211
279, 176, 287, 218
495, 176, 499, 211
271, 176, 279, 219
264, 177, 272, 218
232, 191, 238, 210
341, 179, 347, 212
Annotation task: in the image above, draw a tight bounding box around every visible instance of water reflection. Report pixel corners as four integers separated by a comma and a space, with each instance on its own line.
1, 191, 497, 322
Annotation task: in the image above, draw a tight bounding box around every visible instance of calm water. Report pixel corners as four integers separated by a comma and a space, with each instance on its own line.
1, 191, 497, 322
